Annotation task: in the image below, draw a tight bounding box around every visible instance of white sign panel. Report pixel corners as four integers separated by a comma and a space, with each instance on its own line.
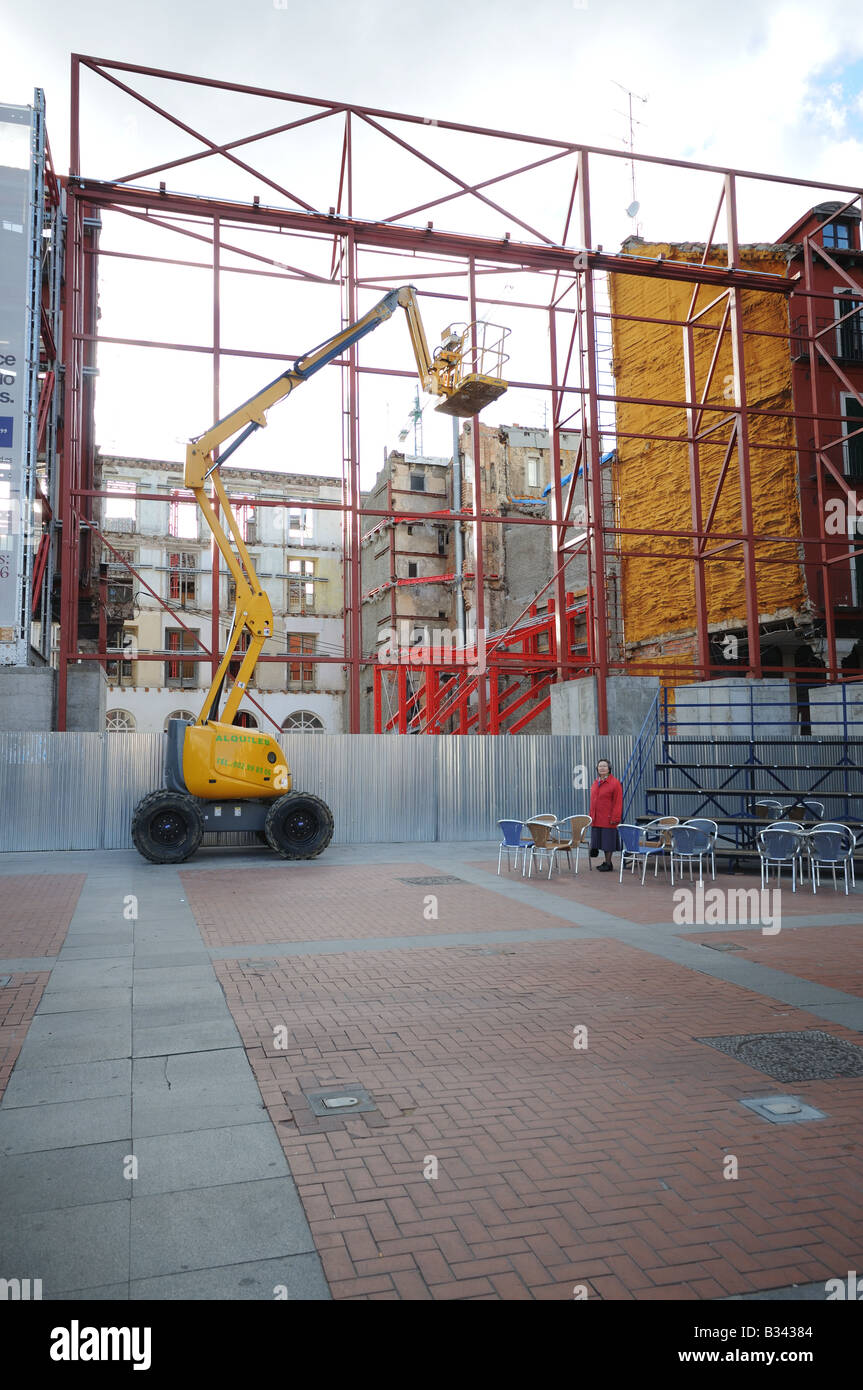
0, 104, 33, 658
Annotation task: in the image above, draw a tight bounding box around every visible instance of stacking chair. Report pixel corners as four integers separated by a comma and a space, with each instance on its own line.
642, 816, 679, 877
767, 821, 810, 884
807, 826, 855, 896
617, 824, 665, 884
754, 798, 786, 821
525, 819, 570, 879
497, 820, 528, 875
643, 816, 680, 841
757, 826, 807, 893
683, 818, 718, 879
823, 824, 862, 887
559, 814, 592, 873
668, 824, 712, 886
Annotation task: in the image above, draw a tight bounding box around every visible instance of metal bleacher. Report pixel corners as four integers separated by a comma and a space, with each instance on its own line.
622, 684, 863, 873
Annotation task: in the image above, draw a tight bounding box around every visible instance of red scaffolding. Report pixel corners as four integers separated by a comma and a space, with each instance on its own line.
57, 55, 863, 733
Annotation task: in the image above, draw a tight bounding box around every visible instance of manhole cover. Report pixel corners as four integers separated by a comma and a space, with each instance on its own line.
740, 1095, 825, 1124
397, 876, 465, 886
698, 1030, 863, 1081
700, 942, 745, 952
303, 1085, 377, 1117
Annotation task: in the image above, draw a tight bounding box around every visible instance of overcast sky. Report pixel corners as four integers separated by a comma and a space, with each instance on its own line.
4, 0, 863, 480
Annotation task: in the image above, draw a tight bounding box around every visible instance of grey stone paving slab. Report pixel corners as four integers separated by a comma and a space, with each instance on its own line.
206, 926, 586, 958
131, 1049, 268, 1137
130, 1252, 330, 1300
18, 1007, 131, 1066
59, 944, 135, 961
132, 1123, 289, 1195
1, 1058, 130, 1108
0, 1141, 131, 1211
45, 1282, 131, 1301
133, 931, 203, 947
0, 957, 57, 973
130, 1177, 315, 1279
38, 986, 132, 1014
132, 980, 225, 1008
132, 953, 212, 970
45, 959, 133, 989
131, 1002, 229, 1028
129, 1093, 263, 1137
132, 1018, 242, 1058
0, 1094, 130, 1155
804, 1001, 863, 1030
62, 931, 134, 946
1, 1199, 130, 1294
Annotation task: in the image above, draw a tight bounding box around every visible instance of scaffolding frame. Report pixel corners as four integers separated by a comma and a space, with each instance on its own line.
57, 54, 863, 733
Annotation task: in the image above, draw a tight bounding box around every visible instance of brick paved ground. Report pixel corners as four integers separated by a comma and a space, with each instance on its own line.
0, 972, 51, 1102
0, 874, 85, 958
183, 853, 863, 1300
0, 876, 83, 1102
3, 848, 861, 1300
181, 863, 576, 944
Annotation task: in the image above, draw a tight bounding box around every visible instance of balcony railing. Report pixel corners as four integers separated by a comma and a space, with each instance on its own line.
792, 315, 863, 362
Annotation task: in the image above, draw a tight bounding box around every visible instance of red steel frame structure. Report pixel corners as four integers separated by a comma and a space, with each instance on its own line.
57, 55, 863, 734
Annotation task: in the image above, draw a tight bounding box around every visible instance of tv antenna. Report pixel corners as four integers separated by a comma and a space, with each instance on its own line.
611, 80, 648, 234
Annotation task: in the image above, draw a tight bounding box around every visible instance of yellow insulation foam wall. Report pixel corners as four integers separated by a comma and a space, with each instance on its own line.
608, 245, 806, 650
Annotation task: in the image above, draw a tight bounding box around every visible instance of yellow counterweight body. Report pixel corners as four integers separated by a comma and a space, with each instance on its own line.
182, 722, 291, 800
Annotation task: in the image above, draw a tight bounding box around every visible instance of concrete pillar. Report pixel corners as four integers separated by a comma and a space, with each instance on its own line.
550, 675, 658, 737
0, 667, 56, 731
65, 664, 107, 732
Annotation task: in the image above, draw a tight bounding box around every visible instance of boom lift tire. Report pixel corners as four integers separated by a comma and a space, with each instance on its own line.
131, 789, 205, 865
264, 793, 334, 860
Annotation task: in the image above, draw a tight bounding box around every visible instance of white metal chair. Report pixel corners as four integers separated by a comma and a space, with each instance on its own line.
683, 818, 718, 880
617, 824, 665, 884
524, 818, 572, 878
641, 816, 679, 877
557, 814, 592, 872
668, 824, 712, 886
819, 823, 857, 887
806, 827, 855, 896
497, 820, 527, 875
757, 826, 807, 893
766, 822, 810, 884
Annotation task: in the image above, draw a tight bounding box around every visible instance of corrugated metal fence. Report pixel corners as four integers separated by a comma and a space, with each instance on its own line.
0, 732, 633, 852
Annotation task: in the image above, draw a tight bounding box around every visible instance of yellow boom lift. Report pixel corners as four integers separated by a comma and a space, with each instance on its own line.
131, 288, 508, 863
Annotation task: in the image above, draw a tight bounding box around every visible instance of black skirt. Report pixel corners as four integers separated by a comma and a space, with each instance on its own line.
590, 826, 618, 853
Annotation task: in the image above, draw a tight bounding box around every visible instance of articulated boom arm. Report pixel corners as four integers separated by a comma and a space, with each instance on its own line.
184, 286, 507, 730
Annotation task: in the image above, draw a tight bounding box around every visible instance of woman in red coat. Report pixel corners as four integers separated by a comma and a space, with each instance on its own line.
588, 759, 623, 872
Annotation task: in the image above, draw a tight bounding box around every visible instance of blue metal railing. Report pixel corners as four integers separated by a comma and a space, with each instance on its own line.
621, 689, 660, 824
648, 683, 863, 831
